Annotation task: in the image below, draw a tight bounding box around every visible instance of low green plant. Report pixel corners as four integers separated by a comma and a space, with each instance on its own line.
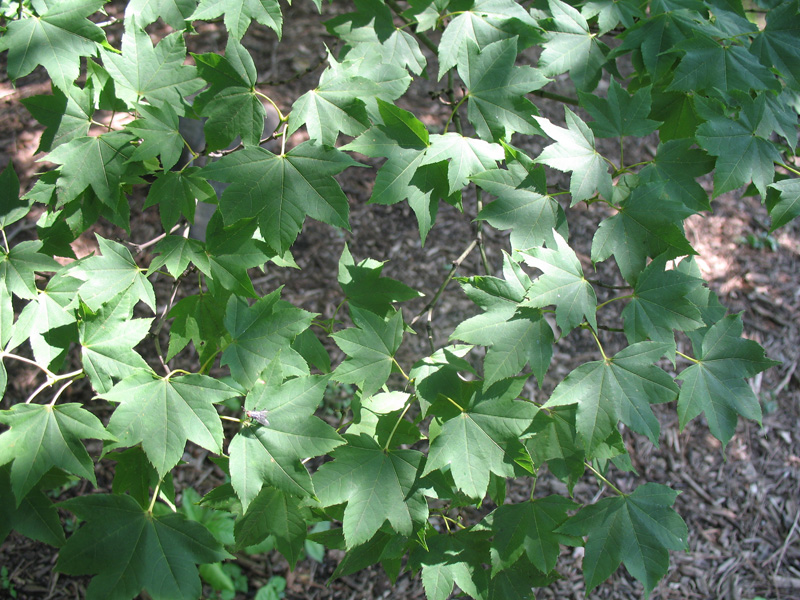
0, 0, 795, 599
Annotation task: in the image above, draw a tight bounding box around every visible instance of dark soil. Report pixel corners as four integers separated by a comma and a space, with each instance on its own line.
1, 3, 799, 600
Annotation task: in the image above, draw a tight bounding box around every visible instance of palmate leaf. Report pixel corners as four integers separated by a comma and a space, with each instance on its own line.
22, 84, 93, 152
78, 295, 153, 394
125, 0, 196, 29
423, 380, 536, 499
338, 245, 422, 317
191, 0, 283, 39
524, 408, 586, 492
0, 464, 66, 547
592, 183, 696, 284
666, 36, 779, 95
144, 171, 216, 232
126, 103, 184, 171
11, 287, 77, 371
695, 94, 781, 198
0, 240, 61, 300
72, 236, 156, 312
459, 37, 549, 142
0, 0, 107, 90
638, 139, 715, 214
101, 24, 202, 110
546, 342, 679, 454
539, 0, 608, 91
100, 372, 240, 479
678, 314, 779, 446
578, 79, 661, 138
332, 307, 405, 398
421, 133, 504, 195
45, 131, 139, 208
767, 178, 800, 232
520, 231, 597, 334
0, 403, 114, 504
452, 306, 554, 387
557, 483, 688, 597
202, 142, 360, 253
221, 290, 314, 390
412, 529, 491, 600
750, 0, 800, 91
234, 486, 309, 567
622, 257, 704, 349
314, 433, 426, 548
57, 493, 228, 600
229, 375, 343, 510
489, 496, 578, 575
288, 53, 378, 147
437, 0, 542, 80
534, 108, 613, 204
473, 162, 566, 251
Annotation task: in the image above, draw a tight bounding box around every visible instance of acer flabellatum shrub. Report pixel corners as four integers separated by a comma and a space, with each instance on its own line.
0, 0, 796, 598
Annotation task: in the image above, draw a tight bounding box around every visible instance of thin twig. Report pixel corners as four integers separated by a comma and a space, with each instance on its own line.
409, 239, 478, 328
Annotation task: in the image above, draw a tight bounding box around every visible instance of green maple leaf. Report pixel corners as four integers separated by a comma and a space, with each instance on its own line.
622, 257, 704, 348
288, 54, 377, 147
45, 131, 138, 207
165, 292, 226, 362
539, 0, 608, 91
57, 493, 227, 600
421, 133, 504, 195
191, 0, 283, 39
557, 483, 688, 596
126, 103, 184, 171
331, 307, 405, 398
581, 0, 644, 35
338, 245, 422, 316
696, 94, 781, 198
767, 178, 800, 232
72, 236, 156, 312
193, 39, 268, 151
489, 496, 578, 574
125, 0, 196, 29
101, 25, 202, 109
413, 529, 490, 600
520, 231, 597, 334
546, 342, 679, 453
78, 294, 152, 394
0, 0, 107, 90
677, 315, 779, 446
437, 0, 541, 79
202, 141, 359, 253
667, 36, 779, 94
751, 0, 800, 91
234, 486, 309, 567
524, 408, 585, 492
342, 99, 430, 205
452, 306, 554, 387
0, 162, 31, 229
592, 183, 696, 284
221, 290, 314, 390
0, 464, 66, 547
459, 37, 549, 142
0, 403, 114, 503
11, 288, 77, 371
314, 434, 426, 548
22, 84, 93, 152
144, 169, 216, 231
147, 236, 207, 279
638, 140, 714, 214
578, 79, 661, 138
0, 240, 60, 300
612, 5, 706, 81
101, 372, 240, 478
535, 108, 613, 204
474, 163, 566, 251
423, 382, 536, 499
229, 375, 343, 510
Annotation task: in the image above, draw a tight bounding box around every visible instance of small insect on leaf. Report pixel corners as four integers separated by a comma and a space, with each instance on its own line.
246, 410, 270, 426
